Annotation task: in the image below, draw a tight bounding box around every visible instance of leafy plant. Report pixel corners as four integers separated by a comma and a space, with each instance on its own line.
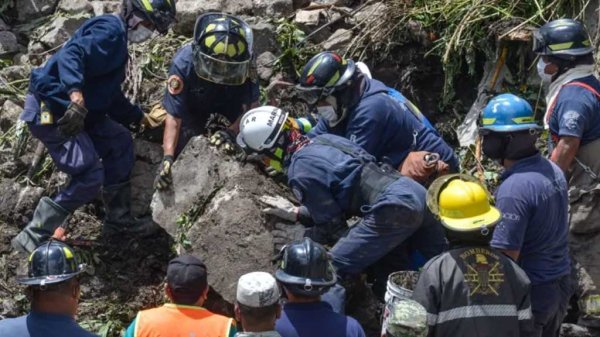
273, 18, 318, 79
174, 205, 201, 254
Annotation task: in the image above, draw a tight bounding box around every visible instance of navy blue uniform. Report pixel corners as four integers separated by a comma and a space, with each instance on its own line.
308, 78, 458, 171
20, 15, 137, 211
287, 134, 446, 277
275, 302, 365, 337
163, 44, 260, 155
491, 154, 572, 336
0, 312, 98, 337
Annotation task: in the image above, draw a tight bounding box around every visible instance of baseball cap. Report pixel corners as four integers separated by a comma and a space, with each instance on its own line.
236, 272, 280, 308
167, 255, 208, 304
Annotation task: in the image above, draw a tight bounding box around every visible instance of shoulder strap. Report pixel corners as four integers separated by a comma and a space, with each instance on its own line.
546, 81, 600, 125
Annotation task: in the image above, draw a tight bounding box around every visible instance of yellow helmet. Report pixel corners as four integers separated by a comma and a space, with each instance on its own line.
427, 174, 501, 233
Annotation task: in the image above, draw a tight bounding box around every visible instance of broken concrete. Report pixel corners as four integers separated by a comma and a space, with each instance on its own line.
57, 0, 93, 14
39, 16, 88, 49
257, 51, 277, 81
1, 100, 23, 132
323, 28, 353, 50
0, 31, 19, 56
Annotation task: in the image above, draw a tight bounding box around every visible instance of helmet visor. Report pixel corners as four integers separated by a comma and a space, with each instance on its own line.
532, 30, 546, 54
193, 49, 250, 86
295, 85, 335, 105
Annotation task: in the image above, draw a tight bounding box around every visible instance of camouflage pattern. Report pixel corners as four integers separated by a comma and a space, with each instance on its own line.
386, 299, 428, 337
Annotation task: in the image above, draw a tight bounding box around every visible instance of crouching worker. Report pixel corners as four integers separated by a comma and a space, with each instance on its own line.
0, 240, 94, 337
235, 272, 282, 337
125, 255, 237, 337
237, 106, 447, 310
412, 175, 534, 337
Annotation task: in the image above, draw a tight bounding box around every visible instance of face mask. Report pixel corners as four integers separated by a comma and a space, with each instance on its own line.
481, 134, 506, 160
317, 95, 344, 126
537, 58, 554, 83
128, 25, 153, 44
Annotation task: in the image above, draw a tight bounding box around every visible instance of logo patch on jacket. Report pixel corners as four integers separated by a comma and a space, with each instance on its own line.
167, 75, 184, 95
460, 248, 505, 296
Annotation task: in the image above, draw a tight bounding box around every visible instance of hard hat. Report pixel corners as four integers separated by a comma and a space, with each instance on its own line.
130, 0, 176, 35
427, 174, 500, 232
296, 51, 356, 103
533, 19, 593, 58
386, 299, 429, 337
236, 106, 289, 151
192, 13, 254, 85
479, 94, 541, 133
17, 240, 85, 286
274, 238, 337, 297
355, 61, 372, 79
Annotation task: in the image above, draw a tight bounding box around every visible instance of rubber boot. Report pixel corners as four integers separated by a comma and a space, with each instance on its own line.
11, 197, 70, 253
101, 181, 160, 238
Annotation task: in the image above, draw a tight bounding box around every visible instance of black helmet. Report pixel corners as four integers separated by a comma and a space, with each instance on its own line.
533, 19, 593, 58
192, 13, 253, 85
275, 238, 337, 297
130, 0, 176, 35
17, 240, 85, 286
297, 51, 356, 104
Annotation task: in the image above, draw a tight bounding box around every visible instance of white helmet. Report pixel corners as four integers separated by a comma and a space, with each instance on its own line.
236, 106, 289, 151
356, 61, 372, 79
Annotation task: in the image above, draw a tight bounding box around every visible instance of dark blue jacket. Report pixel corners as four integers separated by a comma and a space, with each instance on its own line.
287, 134, 425, 227
25, 15, 141, 126
162, 44, 260, 132
276, 302, 366, 337
0, 312, 98, 337
309, 78, 458, 170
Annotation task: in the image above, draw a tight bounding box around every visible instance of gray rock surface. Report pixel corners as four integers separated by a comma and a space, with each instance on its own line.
0, 18, 9, 31
90, 0, 120, 16
58, 0, 93, 14
323, 28, 353, 51
253, 0, 294, 17
292, 0, 311, 9
0, 179, 44, 224
0, 65, 31, 82
1, 100, 23, 132
39, 16, 87, 49
151, 136, 291, 302
256, 51, 276, 81
249, 21, 279, 55
130, 139, 162, 217
0, 31, 19, 56
16, 0, 59, 21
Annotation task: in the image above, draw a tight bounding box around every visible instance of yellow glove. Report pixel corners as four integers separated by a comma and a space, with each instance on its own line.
141, 105, 168, 129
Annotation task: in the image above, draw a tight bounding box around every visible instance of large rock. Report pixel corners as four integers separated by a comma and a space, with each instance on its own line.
58, 0, 93, 14
130, 139, 162, 217
0, 179, 44, 224
173, 0, 222, 35
39, 16, 88, 49
0, 65, 31, 82
249, 21, 279, 55
256, 51, 276, 81
0, 31, 19, 56
252, 0, 294, 17
90, 1, 120, 16
322, 28, 353, 51
151, 136, 291, 302
295, 9, 322, 29
16, 0, 59, 21
1, 100, 23, 132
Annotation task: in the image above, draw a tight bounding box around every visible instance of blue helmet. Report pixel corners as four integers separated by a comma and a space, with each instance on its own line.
479, 94, 541, 133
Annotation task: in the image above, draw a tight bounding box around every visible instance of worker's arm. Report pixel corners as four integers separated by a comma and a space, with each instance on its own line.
499, 249, 520, 261
162, 114, 182, 157
550, 136, 581, 173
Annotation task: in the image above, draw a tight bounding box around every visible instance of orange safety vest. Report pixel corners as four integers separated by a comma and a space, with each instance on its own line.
134, 303, 235, 337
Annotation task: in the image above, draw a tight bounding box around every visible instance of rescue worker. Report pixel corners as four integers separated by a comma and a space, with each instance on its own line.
154, 12, 260, 190
479, 94, 571, 336
533, 19, 600, 327
237, 106, 447, 308
12, 0, 176, 253
412, 175, 534, 337
124, 255, 237, 337
274, 238, 366, 337
295, 51, 458, 184
235, 272, 282, 337
0, 240, 93, 337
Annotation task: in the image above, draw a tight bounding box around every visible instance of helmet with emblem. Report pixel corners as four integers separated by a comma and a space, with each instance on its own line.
296, 51, 356, 104
386, 299, 429, 337
130, 0, 176, 35
17, 240, 85, 286
192, 12, 254, 85
427, 174, 501, 244
236, 106, 289, 152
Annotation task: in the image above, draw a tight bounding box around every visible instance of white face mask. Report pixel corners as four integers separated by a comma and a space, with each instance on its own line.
537, 58, 554, 83
128, 25, 153, 44
317, 96, 342, 126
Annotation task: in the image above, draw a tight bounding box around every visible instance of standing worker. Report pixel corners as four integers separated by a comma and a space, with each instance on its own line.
154, 12, 259, 190
12, 0, 177, 253
479, 94, 571, 336
413, 175, 534, 337
533, 18, 600, 327
295, 51, 458, 184
0, 240, 94, 337
235, 272, 282, 337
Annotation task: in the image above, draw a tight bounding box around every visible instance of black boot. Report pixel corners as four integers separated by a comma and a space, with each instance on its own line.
12, 197, 70, 253
101, 181, 160, 238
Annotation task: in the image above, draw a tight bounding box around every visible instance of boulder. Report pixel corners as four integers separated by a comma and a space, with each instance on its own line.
90, 1, 121, 16
58, 0, 93, 14
256, 51, 276, 81
151, 136, 291, 302
295, 9, 322, 29
0, 18, 9, 31
1, 100, 23, 132
252, 0, 294, 17
16, 0, 59, 22
130, 139, 162, 217
0, 31, 19, 56
0, 179, 44, 224
322, 28, 353, 51
173, 0, 222, 35
249, 21, 279, 55
0, 65, 31, 82
351, 1, 388, 26
12, 53, 29, 66
39, 16, 88, 49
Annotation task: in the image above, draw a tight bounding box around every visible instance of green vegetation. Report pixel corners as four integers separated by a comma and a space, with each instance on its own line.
273, 18, 319, 79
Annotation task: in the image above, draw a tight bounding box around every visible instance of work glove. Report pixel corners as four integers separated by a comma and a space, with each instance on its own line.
399, 151, 440, 183
141, 105, 167, 129
154, 155, 174, 190
272, 222, 306, 251
57, 102, 87, 137
209, 129, 237, 153
260, 195, 298, 222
